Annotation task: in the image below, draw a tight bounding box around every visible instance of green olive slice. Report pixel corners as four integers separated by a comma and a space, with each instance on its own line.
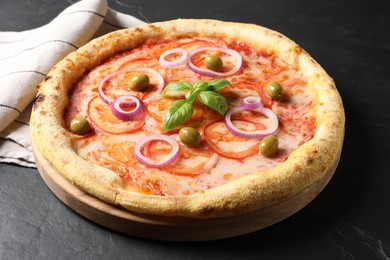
179, 127, 202, 146
204, 54, 223, 71
265, 81, 284, 100
259, 135, 279, 156
70, 117, 91, 135
128, 73, 150, 91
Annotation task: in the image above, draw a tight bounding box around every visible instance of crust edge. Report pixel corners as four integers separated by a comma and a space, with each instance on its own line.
30, 19, 345, 218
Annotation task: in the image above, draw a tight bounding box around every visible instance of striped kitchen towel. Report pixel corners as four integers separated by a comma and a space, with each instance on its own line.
0, 0, 145, 167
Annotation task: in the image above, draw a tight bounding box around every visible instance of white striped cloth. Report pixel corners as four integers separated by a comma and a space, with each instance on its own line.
0, 0, 145, 167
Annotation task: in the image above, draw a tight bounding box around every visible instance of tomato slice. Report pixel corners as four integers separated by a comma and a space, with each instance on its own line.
222, 82, 272, 108
204, 120, 263, 159
88, 97, 145, 134
80, 135, 142, 175
146, 139, 217, 176
256, 85, 273, 108
177, 39, 215, 48
145, 98, 171, 122
118, 57, 158, 70
165, 145, 218, 176
146, 98, 206, 123
102, 137, 138, 164
189, 50, 238, 74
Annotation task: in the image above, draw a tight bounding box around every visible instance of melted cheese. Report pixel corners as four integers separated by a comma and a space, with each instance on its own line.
64, 37, 315, 196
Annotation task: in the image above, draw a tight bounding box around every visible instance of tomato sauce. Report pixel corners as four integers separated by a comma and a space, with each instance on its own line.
64, 37, 316, 196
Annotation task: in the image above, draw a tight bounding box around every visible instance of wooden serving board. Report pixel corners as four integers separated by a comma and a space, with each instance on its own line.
33, 141, 340, 241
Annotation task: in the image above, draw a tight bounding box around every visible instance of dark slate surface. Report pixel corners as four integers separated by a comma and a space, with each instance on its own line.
1, 0, 389, 259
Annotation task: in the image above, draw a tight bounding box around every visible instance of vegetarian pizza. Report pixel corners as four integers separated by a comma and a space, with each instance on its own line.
31, 19, 345, 218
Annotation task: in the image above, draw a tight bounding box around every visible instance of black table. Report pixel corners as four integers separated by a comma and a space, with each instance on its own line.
1, 0, 389, 259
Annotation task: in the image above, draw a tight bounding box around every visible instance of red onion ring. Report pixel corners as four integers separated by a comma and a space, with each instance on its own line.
159, 48, 188, 68
111, 95, 144, 121
97, 67, 164, 105
134, 134, 180, 168
187, 47, 242, 77
225, 106, 278, 139
240, 96, 263, 110
203, 153, 219, 172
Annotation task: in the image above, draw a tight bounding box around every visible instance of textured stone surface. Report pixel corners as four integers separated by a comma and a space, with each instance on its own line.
1, 0, 390, 259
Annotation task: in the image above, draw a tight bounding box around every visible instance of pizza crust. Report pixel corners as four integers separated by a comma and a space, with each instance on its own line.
31, 19, 345, 218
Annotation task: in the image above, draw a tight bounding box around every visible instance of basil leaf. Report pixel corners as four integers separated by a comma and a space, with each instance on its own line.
185, 90, 197, 104
198, 91, 229, 115
207, 79, 231, 92
162, 82, 193, 97
186, 81, 214, 104
194, 81, 209, 91
163, 100, 194, 131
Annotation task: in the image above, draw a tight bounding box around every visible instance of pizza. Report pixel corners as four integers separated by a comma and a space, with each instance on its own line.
30, 19, 345, 219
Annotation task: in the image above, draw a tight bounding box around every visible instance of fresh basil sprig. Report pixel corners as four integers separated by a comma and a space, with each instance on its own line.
163, 100, 194, 131
198, 91, 229, 115
162, 79, 231, 131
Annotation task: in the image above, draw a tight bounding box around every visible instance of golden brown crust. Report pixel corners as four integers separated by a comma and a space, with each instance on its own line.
30, 19, 345, 218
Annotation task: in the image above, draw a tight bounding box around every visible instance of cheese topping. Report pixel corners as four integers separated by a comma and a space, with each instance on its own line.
64, 37, 315, 196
